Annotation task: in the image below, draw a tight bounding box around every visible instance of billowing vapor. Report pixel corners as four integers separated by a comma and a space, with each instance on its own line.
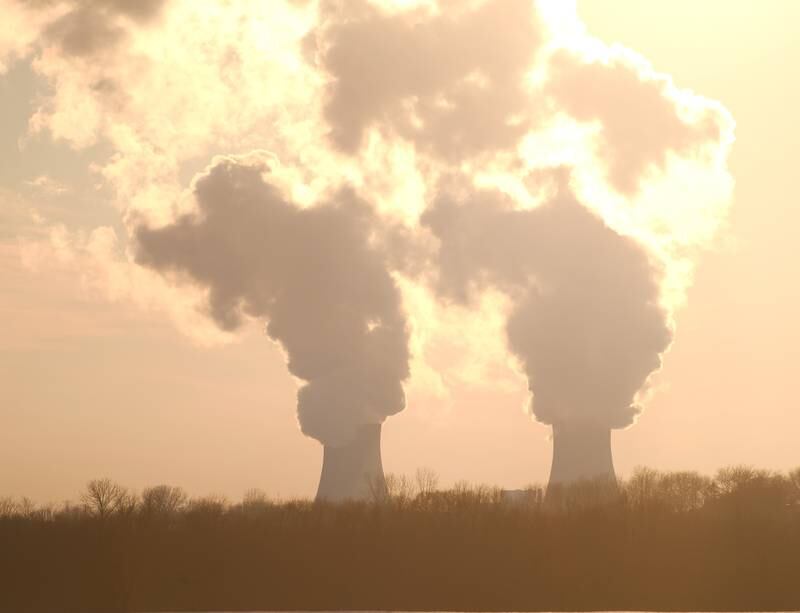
548, 50, 725, 195
317, 0, 543, 159
20, 0, 167, 56
135, 156, 409, 447
422, 178, 672, 429
6, 0, 735, 488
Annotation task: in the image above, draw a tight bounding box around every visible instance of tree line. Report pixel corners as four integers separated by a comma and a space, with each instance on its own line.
1, 465, 799, 612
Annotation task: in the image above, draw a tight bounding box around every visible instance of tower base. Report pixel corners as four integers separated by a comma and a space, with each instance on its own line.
315, 424, 386, 502
546, 422, 617, 502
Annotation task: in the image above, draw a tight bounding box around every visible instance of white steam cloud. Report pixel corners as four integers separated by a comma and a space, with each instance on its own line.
422, 175, 671, 428
6, 0, 735, 444
135, 156, 410, 446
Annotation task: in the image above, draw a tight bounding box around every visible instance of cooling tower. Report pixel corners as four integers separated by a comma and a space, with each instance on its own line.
546, 421, 616, 493
315, 423, 387, 501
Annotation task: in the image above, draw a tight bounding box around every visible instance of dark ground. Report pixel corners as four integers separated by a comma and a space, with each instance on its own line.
1, 466, 799, 612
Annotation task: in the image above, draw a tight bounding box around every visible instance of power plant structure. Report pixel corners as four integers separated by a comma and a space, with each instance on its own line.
546, 421, 617, 496
315, 423, 387, 501
313, 418, 620, 502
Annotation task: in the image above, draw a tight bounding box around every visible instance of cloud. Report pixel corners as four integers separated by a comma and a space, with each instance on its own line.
0, 1, 53, 73
135, 155, 410, 446
24, 174, 70, 195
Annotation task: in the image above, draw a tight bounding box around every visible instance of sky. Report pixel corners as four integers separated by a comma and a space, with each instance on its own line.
0, 0, 797, 503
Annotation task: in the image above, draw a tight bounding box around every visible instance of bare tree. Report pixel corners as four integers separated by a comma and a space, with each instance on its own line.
415, 467, 439, 497
57, 501, 87, 520
712, 465, 789, 513
0, 497, 17, 518
788, 467, 800, 505
17, 497, 36, 518
658, 471, 713, 513
141, 485, 188, 517
0, 497, 38, 519
186, 495, 228, 518
713, 465, 764, 496
81, 478, 135, 518
384, 473, 416, 506
623, 466, 662, 511
243, 488, 271, 509
117, 490, 139, 516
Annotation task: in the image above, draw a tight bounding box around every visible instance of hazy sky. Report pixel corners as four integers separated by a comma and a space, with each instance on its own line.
1, 0, 798, 503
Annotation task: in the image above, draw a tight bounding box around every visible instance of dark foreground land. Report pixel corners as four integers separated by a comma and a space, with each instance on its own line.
1, 466, 799, 612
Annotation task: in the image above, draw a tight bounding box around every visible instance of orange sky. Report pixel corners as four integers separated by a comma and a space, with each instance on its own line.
1, 1, 798, 503
578, 0, 800, 476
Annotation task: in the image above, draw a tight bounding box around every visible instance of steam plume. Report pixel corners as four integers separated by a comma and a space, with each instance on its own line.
23, 0, 168, 57
317, 0, 543, 159
548, 50, 725, 195
422, 178, 672, 484
423, 181, 671, 429
309, 0, 731, 487
135, 156, 410, 497
7, 0, 735, 493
